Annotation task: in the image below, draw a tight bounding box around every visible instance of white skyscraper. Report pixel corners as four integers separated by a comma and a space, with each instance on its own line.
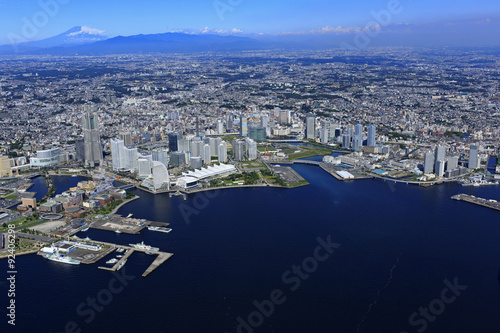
218, 141, 228, 162
246, 138, 258, 160
110, 138, 124, 171
203, 144, 211, 164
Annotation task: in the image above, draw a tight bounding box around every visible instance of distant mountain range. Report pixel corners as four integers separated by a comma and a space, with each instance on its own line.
0, 26, 272, 55
1, 23, 499, 55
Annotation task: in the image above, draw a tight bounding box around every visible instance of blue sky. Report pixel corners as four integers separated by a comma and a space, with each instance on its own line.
0, 0, 499, 45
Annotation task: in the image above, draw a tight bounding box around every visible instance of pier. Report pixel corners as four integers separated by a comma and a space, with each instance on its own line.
98, 248, 134, 272
451, 194, 500, 211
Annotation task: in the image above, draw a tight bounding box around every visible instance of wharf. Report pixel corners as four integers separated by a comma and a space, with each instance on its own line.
98, 248, 134, 271
142, 252, 174, 277
451, 194, 500, 211
87, 239, 173, 277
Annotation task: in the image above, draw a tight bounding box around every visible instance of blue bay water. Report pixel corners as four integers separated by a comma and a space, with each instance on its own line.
2, 166, 500, 333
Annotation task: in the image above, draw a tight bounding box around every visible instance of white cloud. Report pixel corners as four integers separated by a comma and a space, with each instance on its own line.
68, 26, 106, 37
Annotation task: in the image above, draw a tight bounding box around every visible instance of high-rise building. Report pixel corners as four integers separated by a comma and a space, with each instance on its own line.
279, 110, 290, 125
446, 156, 459, 171
218, 141, 228, 162
342, 134, 350, 149
260, 115, 269, 128
434, 146, 446, 174
168, 132, 179, 152
355, 124, 363, 144
367, 126, 376, 147
240, 115, 248, 136
119, 132, 132, 146
245, 138, 258, 160
424, 151, 435, 174
190, 140, 204, 158
436, 160, 445, 177
170, 152, 186, 167
320, 128, 329, 144
306, 113, 315, 139
248, 126, 266, 143
217, 120, 224, 134
232, 140, 245, 161
203, 144, 211, 164
469, 144, 479, 169
138, 158, 152, 178
82, 107, 103, 167
178, 138, 190, 152
110, 138, 125, 171
75, 138, 85, 162
152, 149, 168, 168
352, 136, 361, 151
208, 137, 222, 156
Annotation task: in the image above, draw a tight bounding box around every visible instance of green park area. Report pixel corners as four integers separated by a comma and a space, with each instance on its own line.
239, 160, 266, 169
287, 145, 332, 160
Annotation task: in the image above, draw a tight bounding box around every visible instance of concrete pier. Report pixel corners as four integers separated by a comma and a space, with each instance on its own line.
452, 193, 500, 211
142, 252, 174, 277
98, 248, 134, 272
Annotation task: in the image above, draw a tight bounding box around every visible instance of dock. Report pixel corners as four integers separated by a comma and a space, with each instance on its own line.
98, 248, 134, 271
74, 237, 173, 277
142, 252, 174, 277
451, 194, 500, 211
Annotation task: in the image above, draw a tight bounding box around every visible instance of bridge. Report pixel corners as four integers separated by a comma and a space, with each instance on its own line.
117, 184, 136, 190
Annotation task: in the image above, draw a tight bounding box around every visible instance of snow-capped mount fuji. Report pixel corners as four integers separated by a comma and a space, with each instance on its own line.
0, 26, 108, 53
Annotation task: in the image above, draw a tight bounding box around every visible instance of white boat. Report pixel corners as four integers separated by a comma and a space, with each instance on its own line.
116, 248, 125, 253
129, 241, 159, 252
106, 258, 118, 264
117, 259, 127, 270
127, 213, 133, 218
43, 253, 80, 265
116, 255, 123, 258
82, 227, 89, 232
115, 229, 122, 234
147, 226, 172, 233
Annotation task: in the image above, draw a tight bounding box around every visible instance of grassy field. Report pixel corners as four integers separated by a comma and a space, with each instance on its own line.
288, 146, 332, 160
4, 194, 18, 200
240, 161, 266, 169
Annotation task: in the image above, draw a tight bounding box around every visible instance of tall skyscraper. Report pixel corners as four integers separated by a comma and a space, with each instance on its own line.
203, 144, 211, 164
355, 124, 363, 144
75, 137, 85, 162
152, 148, 168, 168
232, 140, 245, 161
424, 151, 435, 174
367, 125, 376, 147
168, 132, 179, 152
110, 138, 124, 171
469, 144, 479, 169
306, 113, 315, 139
240, 115, 248, 136
245, 138, 258, 160
434, 146, 446, 174
218, 141, 228, 162
82, 106, 103, 167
